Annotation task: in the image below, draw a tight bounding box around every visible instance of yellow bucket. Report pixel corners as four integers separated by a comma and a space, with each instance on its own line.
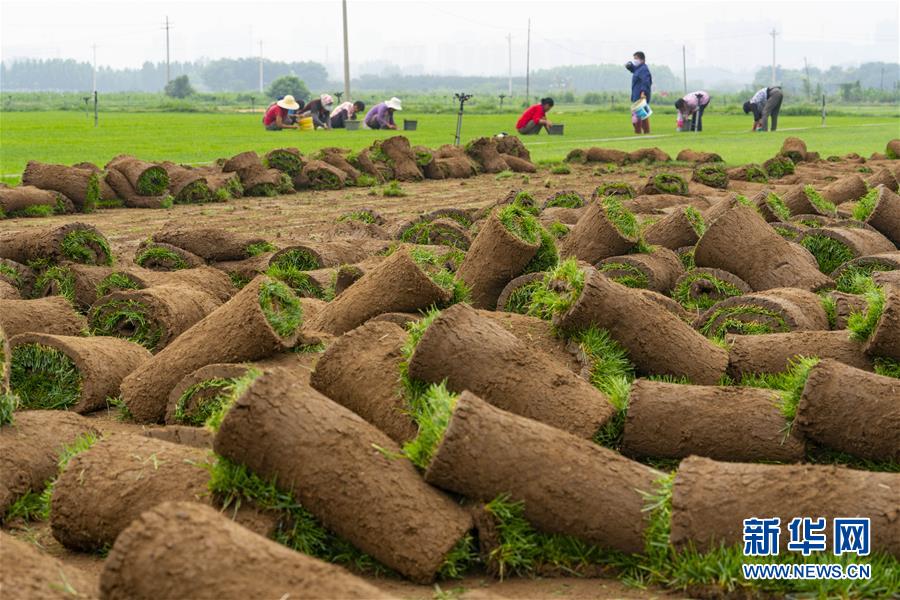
299, 116, 314, 130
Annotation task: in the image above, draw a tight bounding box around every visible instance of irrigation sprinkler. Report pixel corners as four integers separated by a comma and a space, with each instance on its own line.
453, 92, 473, 146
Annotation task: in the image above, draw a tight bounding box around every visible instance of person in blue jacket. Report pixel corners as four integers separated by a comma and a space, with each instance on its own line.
626, 51, 652, 134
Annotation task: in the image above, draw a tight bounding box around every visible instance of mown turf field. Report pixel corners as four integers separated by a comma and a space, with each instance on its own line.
1, 109, 898, 183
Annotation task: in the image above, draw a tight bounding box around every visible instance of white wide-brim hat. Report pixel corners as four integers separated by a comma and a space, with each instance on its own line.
385, 97, 403, 111
276, 95, 301, 110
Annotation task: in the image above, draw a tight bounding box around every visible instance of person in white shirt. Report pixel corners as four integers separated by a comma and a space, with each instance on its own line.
330, 100, 366, 129
743, 86, 783, 131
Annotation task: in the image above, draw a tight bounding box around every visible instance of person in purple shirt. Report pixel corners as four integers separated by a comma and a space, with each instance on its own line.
675, 90, 711, 132
364, 97, 402, 130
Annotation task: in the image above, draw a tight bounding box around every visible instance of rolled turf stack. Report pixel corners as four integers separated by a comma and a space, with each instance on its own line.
379, 136, 424, 181
496, 272, 546, 314
104, 167, 171, 209
465, 137, 509, 173
596, 246, 684, 293
560, 197, 639, 264
90, 283, 225, 351
0, 186, 73, 219
0, 222, 112, 267
552, 265, 729, 384
781, 184, 839, 218
223, 151, 286, 197
265, 147, 305, 177
456, 206, 540, 309
396, 216, 472, 250
107, 156, 170, 196
694, 201, 832, 291
672, 268, 752, 312
151, 226, 273, 264
692, 163, 728, 189
670, 456, 900, 556
32, 263, 116, 311
795, 359, 899, 461
642, 173, 689, 196
643, 206, 706, 250
408, 304, 615, 438
21, 161, 102, 213
165, 363, 253, 425
310, 320, 417, 444
295, 160, 349, 190
94, 265, 236, 304
193, 166, 243, 200
0, 297, 87, 337
156, 162, 211, 203
423, 145, 478, 179
213, 370, 474, 583
9, 333, 150, 413
800, 226, 896, 275
0, 258, 35, 299
133, 240, 205, 271
1, 532, 97, 599
726, 330, 872, 377
100, 501, 394, 600
856, 185, 900, 246
120, 275, 304, 423
694, 288, 830, 339
424, 391, 662, 555
317, 148, 363, 181
621, 379, 805, 462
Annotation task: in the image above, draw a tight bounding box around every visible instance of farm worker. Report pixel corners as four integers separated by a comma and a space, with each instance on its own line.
675, 90, 711, 132
263, 95, 302, 131
302, 94, 336, 129
364, 97, 402, 130
626, 51, 652, 134
330, 100, 366, 129
516, 97, 555, 135
743, 86, 783, 132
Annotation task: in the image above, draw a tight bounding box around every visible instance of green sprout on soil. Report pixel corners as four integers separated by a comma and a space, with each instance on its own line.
544, 191, 584, 209
61, 230, 112, 266
430, 210, 473, 228
229, 273, 251, 289
764, 156, 796, 178
549, 163, 571, 175
83, 172, 100, 213
598, 262, 649, 289
8, 204, 59, 218
802, 185, 837, 215
602, 196, 640, 240
526, 259, 585, 321
547, 221, 569, 239
354, 174, 378, 187
34, 266, 75, 304
773, 225, 800, 240
439, 534, 479, 580
246, 241, 276, 257
852, 187, 880, 221
800, 235, 855, 275
402, 382, 459, 470
594, 182, 635, 199
272, 248, 320, 272
90, 299, 163, 350
835, 269, 884, 294
683, 206, 706, 237
740, 356, 820, 423
95, 272, 140, 299
847, 285, 886, 341
820, 294, 838, 329
382, 181, 407, 197
495, 170, 514, 181
106, 396, 134, 422
10, 344, 82, 410
511, 191, 538, 212
135, 166, 169, 196
258, 280, 304, 338
672, 272, 745, 311
650, 173, 688, 195
409, 248, 470, 305
135, 245, 187, 270
96, 199, 125, 209
0, 393, 19, 427
174, 376, 244, 426
337, 210, 377, 224
522, 227, 559, 274
276, 173, 295, 195
5, 489, 45, 522
765, 192, 792, 221
698, 305, 789, 340
497, 204, 540, 245
265, 264, 324, 299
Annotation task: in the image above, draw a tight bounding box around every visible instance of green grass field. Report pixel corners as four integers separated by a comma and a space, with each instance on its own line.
1, 108, 898, 183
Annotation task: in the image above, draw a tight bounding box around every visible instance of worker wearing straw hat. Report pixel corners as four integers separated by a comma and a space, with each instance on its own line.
263, 95, 303, 130
364, 97, 402, 130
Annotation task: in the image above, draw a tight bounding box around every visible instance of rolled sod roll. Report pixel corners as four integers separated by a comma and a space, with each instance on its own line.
800, 226, 896, 275
865, 168, 899, 192
641, 173, 688, 196
831, 251, 900, 291
694, 202, 832, 291
465, 137, 509, 173
672, 268, 752, 312
796, 359, 899, 461
33, 263, 117, 311
677, 149, 723, 163
214, 372, 474, 583
425, 392, 660, 554
478, 309, 584, 375
502, 154, 536, 173
408, 304, 614, 438
9, 333, 150, 413
238, 164, 284, 196
727, 330, 872, 377
0, 258, 36, 297
0, 296, 87, 337
694, 288, 829, 338
866, 285, 900, 361
827, 291, 869, 329
222, 150, 262, 172
310, 321, 417, 444
120, 275, 303, 423
0, 185, 72, 218
106, 156, 170, 196
165, 363, 252, 425
21, 161, 101, 212
1, 532, 97, 599
822, 173, 868, 204
0, 411, 98, 517
98, 265, 236, 304
0, 222, 112, 266
318, 148, 361, 180
272, 238, 390, 270
780, 137, 808, 162
583, 147, 630, 163
100, 501, 394, 600
692, 163, 728, 189
91, 284, 223, 351
643, 206, 704, 249
621, 379, 805, 462
596, 247, 684, 293
152, 226, 271, 262
495, 271, 545, 314
749, 189, 791, 222
554, 266, 729, 384
379, 136, 424, 181
781, 184, 838, 217
104, 168, 171, 209
159, 162, 212, 203
560, 197, 639, 264
396, 218, 471, 250
196, 168, 243, 199
859, 185, 900, 246
305, 249, 451, 336
670, 456, 900, 557
638, 288, 693, 322
133, 240, 204, 271
50, 433, 212, 552
726, 164, 769, 183
628, 147, 671, 163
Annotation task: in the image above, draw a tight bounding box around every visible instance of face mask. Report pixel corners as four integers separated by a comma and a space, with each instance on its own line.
632, 58, 643, 65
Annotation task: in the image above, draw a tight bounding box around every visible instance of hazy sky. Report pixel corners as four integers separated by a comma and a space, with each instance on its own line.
1, 0, 898, 79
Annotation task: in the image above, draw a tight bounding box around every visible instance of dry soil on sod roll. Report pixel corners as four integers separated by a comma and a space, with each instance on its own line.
795, 359, 900, 461
0, 222, 111, 266
120, 275, 301, 423
643, 208, 702, 250
670, 456, 900, 556
50, 433, 212, 552
9, 333, 150, 414
213, 370, 473, 583
100, 501, 394, 600
478, 310, 585, 375
408, 303, 613, 438
95, 265, 236, 304
425, 391, 660, 555
821, 173, 869, 204
142, 424, 214, 448
151, 226, 270, 262
1, 531, 98, 599
164, 362, 253, 425
0, 296, 87, 337
596, 247, 684, 293
0, 411, 99, 517
621, 379, 805, 462
726, 330, 873, 377
310, 320, 417, 444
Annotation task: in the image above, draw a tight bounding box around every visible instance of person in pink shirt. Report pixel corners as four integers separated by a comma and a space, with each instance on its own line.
675, 90, 711, 132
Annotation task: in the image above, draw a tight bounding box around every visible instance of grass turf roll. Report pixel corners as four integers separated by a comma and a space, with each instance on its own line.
643, 206, 704, 249
294, 159, 349, 190
158, 162, 212, 204
264, 147, 304, 176
1, 531, 97, 598
10, 333, 150, 413
134, 241, 204, 271
0, 186, 72, 219
543, 190, 585, 209
21, 161, 100, 213
821, 173, 868, 204
560, 196, 640, 264
271, 239, 389, 271
864, 285, 900, 361
151, 226, 272, 263
691, 164, 728, 189
726, 330, 873, 379
856, 185, 900, 246
496, 272, 546, 313
726, 164, 769, 183
763, 155, 795, 178
396, 218, 472, 250
672, 268, 751, 312
0, 259, 35, 298
0, 222, 111, 267
596, 247, 684, 293
800, 226, 896, 275
164, 363, 252, 425
676, 149, 723, 163
107, 156, 170, 196
103, 167, 172, 209
119, 276, 303, 423
642, 173, 688, 195
213, 370, 474, 583
781, 184, 838, 217
0, 296, 87, 337
831, 252, 900, 292
695, 288, 830, 339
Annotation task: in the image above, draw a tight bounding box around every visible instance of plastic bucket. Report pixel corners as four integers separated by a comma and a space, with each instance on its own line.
403, 119, 418, 131
345, 120, 361, 131
631, 99, 652, 120
299, 116, 314, 130
548, 124, 564, 135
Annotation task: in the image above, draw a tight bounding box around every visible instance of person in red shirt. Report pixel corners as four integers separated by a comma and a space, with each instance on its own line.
516, 97, 554, 135
263, 95, 302, 130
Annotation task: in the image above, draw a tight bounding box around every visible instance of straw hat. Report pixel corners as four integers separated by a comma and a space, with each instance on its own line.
385, 97, 403, 111
276, 95, 301, 110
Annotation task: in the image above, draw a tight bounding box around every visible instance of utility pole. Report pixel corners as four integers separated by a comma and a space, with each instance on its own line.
525, 18, 531, 103
164, 16, 172, 83
258, 41, 264, 93
92, 44, 98, 127
342, 0, 351, 100
507, 33, 513, 97
682, 45, 687, 95
880, 65, 885, 91
803, 56, 811, 99
769, 28, 778, 85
